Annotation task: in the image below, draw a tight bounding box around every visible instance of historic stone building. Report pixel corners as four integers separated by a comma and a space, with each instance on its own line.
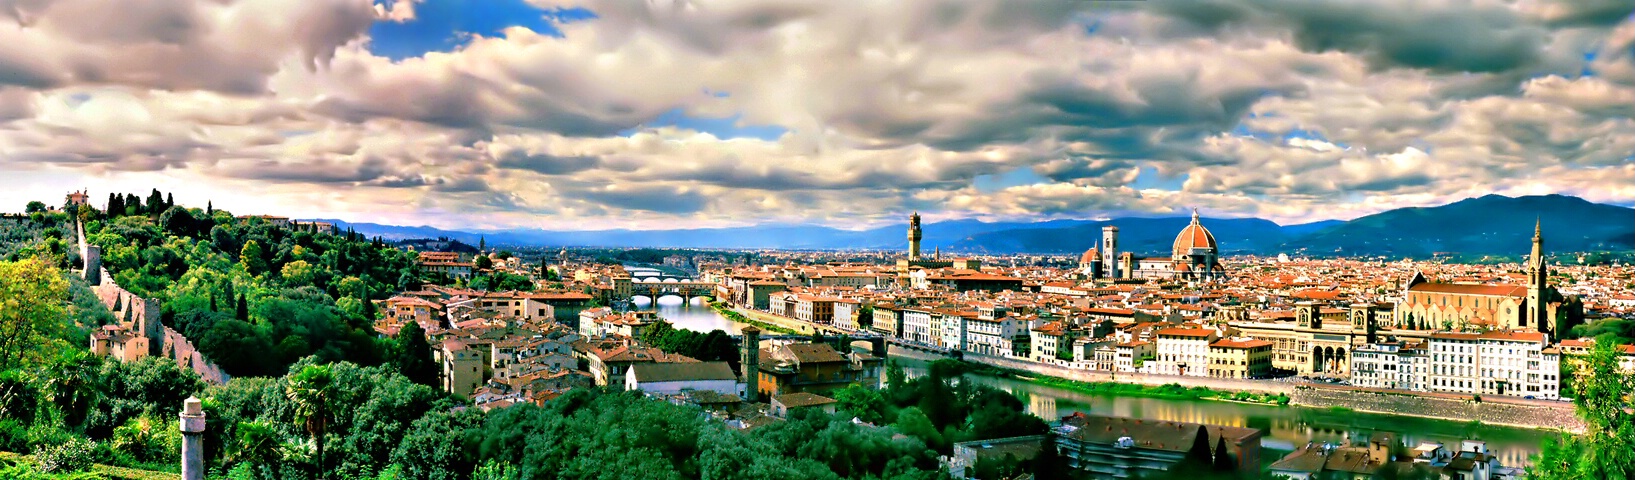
1078, 210, 1225, 282
1393, 221, 1574, 336
1229, 302, 1391, 376
896, 211, 980, 286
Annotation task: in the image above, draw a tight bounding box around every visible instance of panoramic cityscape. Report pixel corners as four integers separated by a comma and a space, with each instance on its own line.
2, 1, 1635, 480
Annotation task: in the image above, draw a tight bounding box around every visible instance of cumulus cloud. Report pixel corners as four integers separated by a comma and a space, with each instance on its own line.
0, 0, 1631, 229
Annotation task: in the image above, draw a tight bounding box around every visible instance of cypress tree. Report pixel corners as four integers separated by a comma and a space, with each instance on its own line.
236, 292, 249, 321
206, 201, 213, 215
394, 321, 437, 386
209, 292, 218, 312
106, 193, 121, 216
165, 192, 174, 209
146, 189, 163, 215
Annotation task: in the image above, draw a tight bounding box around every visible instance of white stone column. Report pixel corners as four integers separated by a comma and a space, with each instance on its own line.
180, 396, 206, 480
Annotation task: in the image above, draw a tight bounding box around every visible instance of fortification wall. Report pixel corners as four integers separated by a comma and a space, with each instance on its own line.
1289, 386, 1582, 432
81, 221, 229, 385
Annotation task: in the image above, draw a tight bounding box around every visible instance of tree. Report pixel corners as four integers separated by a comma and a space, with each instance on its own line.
474, 255, 493, 271
1529, 340, 1635, 479
146, 189, 164, 216
160, 205, 197, 237
393, 321, 437, 387
237, 292, 250, 321
25, 201, 46, 213
287, 364, 337, 477
0, 257, 70, 370
833, 384, 887, 424
241, 240, 268, 277
229, 420, 284, 477
282, 260, 317, 287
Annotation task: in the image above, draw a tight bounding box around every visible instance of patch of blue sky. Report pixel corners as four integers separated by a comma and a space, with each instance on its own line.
366, 0, 595, 60
1129, 166, 1186, 191
620, 108, 789, 141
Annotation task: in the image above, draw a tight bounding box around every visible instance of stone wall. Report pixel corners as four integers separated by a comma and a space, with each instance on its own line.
1289, 386, 1583, 432
957, 352, 1295, 395
163, 327, 230, 385
81, 223, 230, 385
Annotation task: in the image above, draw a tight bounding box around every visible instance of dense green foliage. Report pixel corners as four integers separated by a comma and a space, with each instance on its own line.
80, 191, 422, 377
1529, 340, 1635, 479
0, 348, 205, 475
876, 360, 1051, 453
467, 271, 534, 292
640, 321, 742, 374
0, 216, 78, 268
1, 258, 71, 371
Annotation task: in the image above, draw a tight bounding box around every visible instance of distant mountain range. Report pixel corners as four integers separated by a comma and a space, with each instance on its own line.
314, 194, 1635, 257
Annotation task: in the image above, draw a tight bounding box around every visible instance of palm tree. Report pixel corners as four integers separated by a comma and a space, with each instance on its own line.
229, 421, 283, 478
285, 365, 334, 478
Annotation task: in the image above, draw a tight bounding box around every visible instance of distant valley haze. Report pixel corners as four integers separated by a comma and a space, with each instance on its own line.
317, 193, 1635, 257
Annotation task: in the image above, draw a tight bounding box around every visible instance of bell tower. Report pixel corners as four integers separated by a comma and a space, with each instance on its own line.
1102, 226, 1120, 279
1525, 219, 1549, 332
907, 212, 923, 261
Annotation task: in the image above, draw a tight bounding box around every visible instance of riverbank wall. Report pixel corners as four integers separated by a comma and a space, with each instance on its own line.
888, 348, 1581, 431
1289, 387, 1582, 433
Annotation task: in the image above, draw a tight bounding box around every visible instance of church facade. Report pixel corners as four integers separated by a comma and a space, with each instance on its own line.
1394, 221, 1570, 336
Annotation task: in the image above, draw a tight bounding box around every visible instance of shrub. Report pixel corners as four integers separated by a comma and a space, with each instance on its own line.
34, 436, 95, 473
23, 424, 71, 451
0, 419, 27, 452
110, 415, 182, 464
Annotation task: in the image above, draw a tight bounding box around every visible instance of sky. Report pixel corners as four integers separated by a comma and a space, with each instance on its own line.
1, 0, 1633, 230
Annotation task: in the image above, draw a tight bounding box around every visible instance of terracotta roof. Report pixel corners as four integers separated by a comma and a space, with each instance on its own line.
1407, 283, 1528, 297
781, 343, 849, 364
1084, 308, 1136, 316
629, 361, 737, 383
1477, 331, 1546, 343
1156, 328, 1215, 338
773, 392, 837, 409
1211, 338, 1273, 349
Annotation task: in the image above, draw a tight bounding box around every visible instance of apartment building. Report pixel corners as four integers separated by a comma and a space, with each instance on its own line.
1154, 328, 1218, 376
902, 308, 937, 346
1428, 333, 1481, 395
1207, 338, 1273, 379
1476, 331, 1558, 399
1114, 341, 1153, 372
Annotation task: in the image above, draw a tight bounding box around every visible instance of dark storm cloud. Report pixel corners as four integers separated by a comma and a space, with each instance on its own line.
493, 152, 602, 175
1151, 0, 1548, 74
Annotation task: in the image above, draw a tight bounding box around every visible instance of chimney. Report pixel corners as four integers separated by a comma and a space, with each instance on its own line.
180, 397, 206, 480
742, 326, 761, 402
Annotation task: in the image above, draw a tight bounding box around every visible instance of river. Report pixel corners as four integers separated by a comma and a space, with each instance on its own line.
631, 296, 752, 333
660, 306, 1550, 469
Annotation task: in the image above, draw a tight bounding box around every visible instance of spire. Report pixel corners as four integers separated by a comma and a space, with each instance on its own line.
1534, 217, 1541, 239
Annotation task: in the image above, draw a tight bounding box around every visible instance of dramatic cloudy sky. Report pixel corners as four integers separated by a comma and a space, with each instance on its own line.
2, 0, 1633, 230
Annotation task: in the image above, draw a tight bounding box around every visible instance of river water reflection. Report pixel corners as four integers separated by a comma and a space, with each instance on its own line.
893, 358, 1548, 468
656, 305, 1549, 469
632, 296, 752, 333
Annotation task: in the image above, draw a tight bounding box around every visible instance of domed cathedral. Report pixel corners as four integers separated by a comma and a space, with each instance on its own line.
1079, 209, 1226, 283
1077, 242, 1101, 276
1171, 209, 1225, 282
